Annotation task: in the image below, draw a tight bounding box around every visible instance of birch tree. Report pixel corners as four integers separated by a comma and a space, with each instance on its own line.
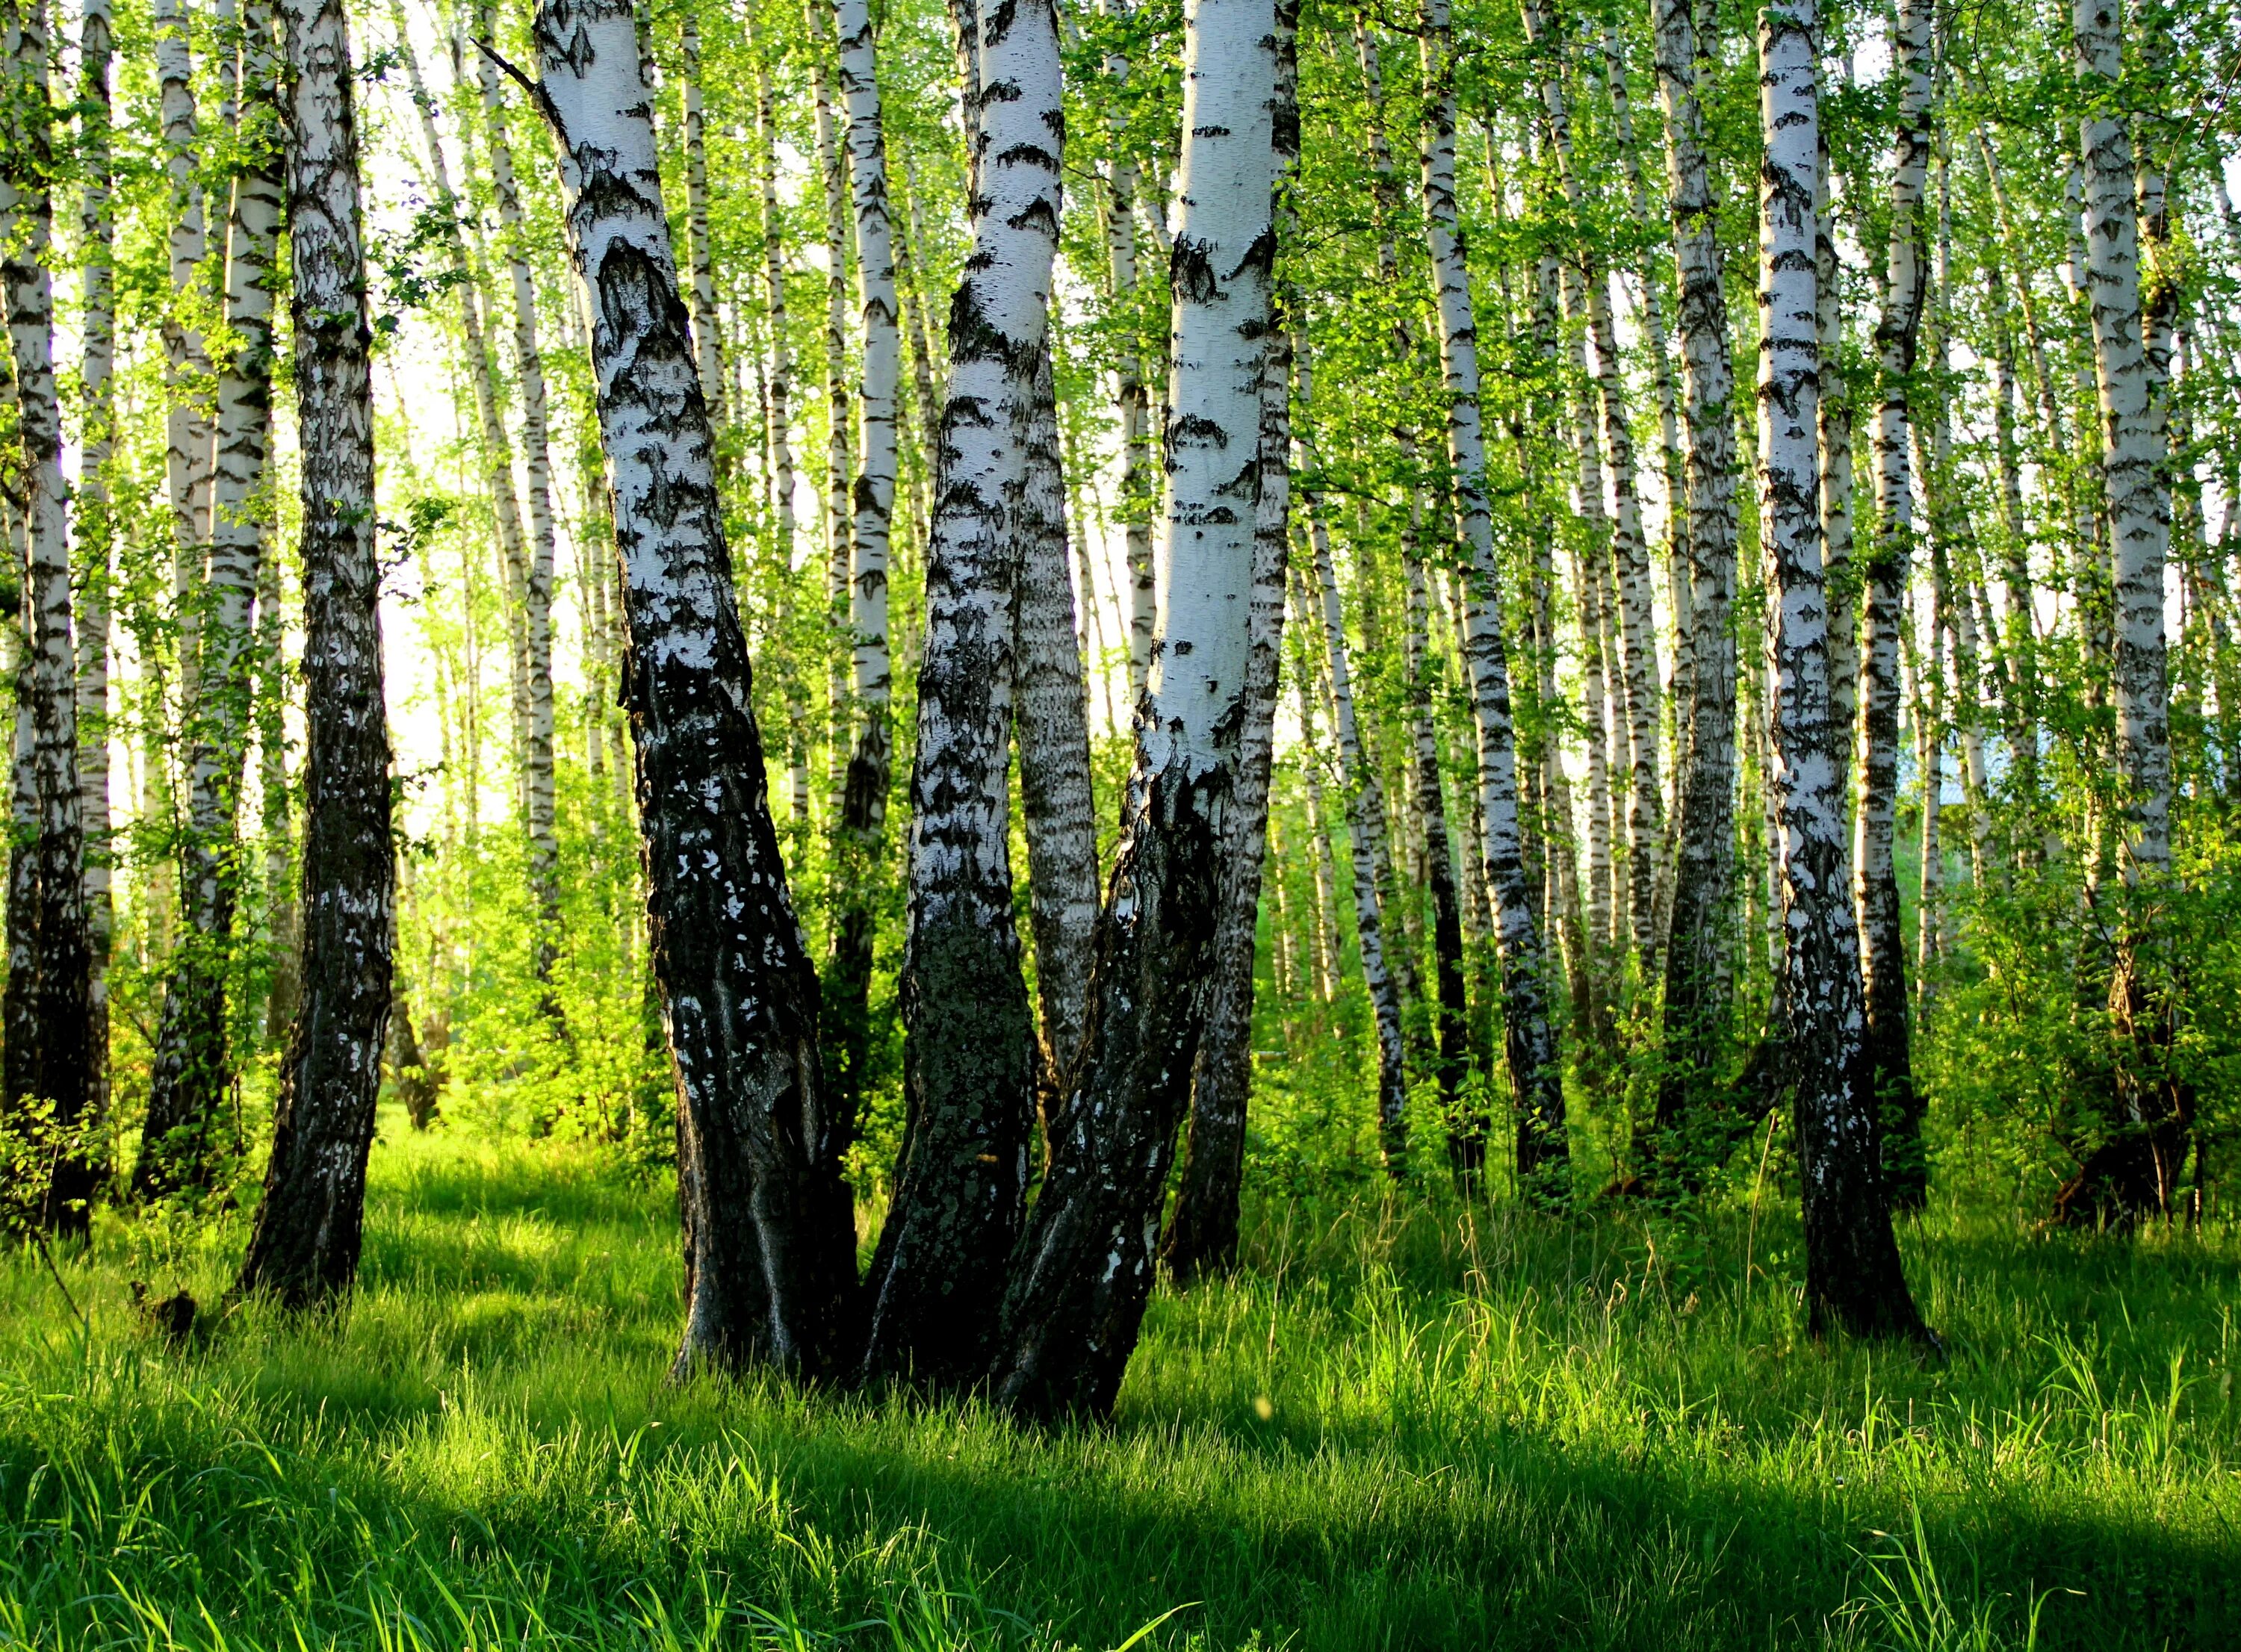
237, 0, 393, 1305
1, 0, 95, 1230
512, 0, 860, 1373
1856, 0, 1933, 1209
1652, 0, 1741, 1173
859, 0, 1063, 1391
1757, 0, 1925, 1339
1420, 0, 1565, 1195
137, 0, 283, 1198
988, 0, 1277, 1419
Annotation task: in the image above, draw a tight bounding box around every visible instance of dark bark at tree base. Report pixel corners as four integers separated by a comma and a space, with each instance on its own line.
991, 766, 1227, 1421
2054, 951, 2190, 1226
1805, 1047, 1932, 1347
860, 902, 1035, 1391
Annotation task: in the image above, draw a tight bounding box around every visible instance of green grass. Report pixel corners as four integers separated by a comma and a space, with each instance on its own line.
3, 1121, 2237, 1650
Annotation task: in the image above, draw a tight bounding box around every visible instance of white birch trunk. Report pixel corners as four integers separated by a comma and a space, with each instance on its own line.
864, 0, 1063, 1391
751, 10, 796, 569
2075, 0, 2172, 882
137, 0, 284, 1197
1420, 0, 1563, 1190
993, 0, 1279, 1418
1856, 0, 1934, 1209
157, 0, 212, 713
1526, 0, 1662, 972
1096, 0, 1156, 703
1304, 504, 1409, 1174
679, 15, 727, 428
76, 0, 116, 1120
475, 0, 560, 962
1755, 0, 1921, 1338
522, 0, 857, 1371
1651, 0, 1741, 1158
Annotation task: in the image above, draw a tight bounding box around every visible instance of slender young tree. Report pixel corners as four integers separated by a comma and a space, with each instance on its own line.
155, 0, 211, 715
237, 0, 393, 1306
1652, 0, 1741, 1170
512, 0, 860, 1373
137, 0, 284, 1199
1856, 0, 1933, 1209
75, 0, 117, 1153
1095, 0, 1156, 703
858, 0, 1063, 1391
987, 0, 1277, 1419
823, 0, 902, 1128
1757, 0, 1924, 1338
678, 14, 727, 429
475, 0, 560, 981
1420, 0, 1565, 1195
1014, 350, 1100, 1084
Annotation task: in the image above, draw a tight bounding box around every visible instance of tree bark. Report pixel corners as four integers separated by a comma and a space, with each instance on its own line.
858, 0, 1061, 1391
821, 0, 902, 1134
750, 7, 796, 572
987, 0, 1276, 1420
137, 0, 282, 1199
1160, 173, 1294, 1279
1651, 0, 1741, 1173
1525, 0, 1662, 975
1421, 0, 1564, 1198
515, 0, 860, 1372
2060, 0, 2183, 1223
1, 0, 95, 1232
1014, 349, 1100, 1087
1094, 0, 1156, 704
475, 0, 561, 978
1856, 0, 1932, 1212
237, 0, 392, 1307
75, 0, 116, 1157
1756, 0, 1925, 1339
679, 14, 727, 429
156, 0, 212, 721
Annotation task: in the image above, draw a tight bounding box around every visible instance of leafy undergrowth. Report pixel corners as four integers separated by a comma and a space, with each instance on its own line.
2, 1125, 2236, 1649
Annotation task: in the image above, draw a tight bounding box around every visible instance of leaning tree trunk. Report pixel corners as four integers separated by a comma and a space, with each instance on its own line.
1422, 0, 1565, 1198
237, 0, 393, 1307
1756, 1, 1926, 1340
1, 0, 96, 1233
1856, 0, 1932, 1213
75, 0, 117, 1160
1651, 0, 1741, 1178
477, 0, 562, 981
136, 0, 283, 1200
858, 0, 1061, 1393
518, 0, 859, 1373
986, 0, 1277, 1421
2058, 0, 2183, 1225
821, 0, 903, 1134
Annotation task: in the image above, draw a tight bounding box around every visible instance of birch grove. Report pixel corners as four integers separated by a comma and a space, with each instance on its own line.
5, 0, 2238, 1439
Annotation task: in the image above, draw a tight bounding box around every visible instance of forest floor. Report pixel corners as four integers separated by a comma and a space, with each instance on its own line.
1, 1122, 2236, 1651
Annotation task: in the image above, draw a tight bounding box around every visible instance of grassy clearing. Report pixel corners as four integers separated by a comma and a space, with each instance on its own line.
2, 1122, 2236, 1650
